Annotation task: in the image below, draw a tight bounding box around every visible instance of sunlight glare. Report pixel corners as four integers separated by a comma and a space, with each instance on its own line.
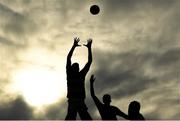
12, 67, 66, 107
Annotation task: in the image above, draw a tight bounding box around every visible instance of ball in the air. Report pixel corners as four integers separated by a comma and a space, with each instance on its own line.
90, 5, 100, 15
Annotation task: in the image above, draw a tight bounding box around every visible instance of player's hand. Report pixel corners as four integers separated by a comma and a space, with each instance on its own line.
90, 75, 95, 83
73, 37, 81, 47
84, 38, 92, 48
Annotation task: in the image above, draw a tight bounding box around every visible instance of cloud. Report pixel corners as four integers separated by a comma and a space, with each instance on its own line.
41, 101, 67, 120
0, 36, 26, 48
0, 2, 37, 39
0, 96, 33, 119
104, 0, 175, 9
91, 46, 180, 119
154, 48, 180, 67
0, 0, 180, 120
103, 0, 175, 16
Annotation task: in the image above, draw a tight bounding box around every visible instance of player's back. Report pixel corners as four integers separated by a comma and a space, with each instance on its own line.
98, 104, 119, 120
129, 113, 145, 120
67, 70, 86, 99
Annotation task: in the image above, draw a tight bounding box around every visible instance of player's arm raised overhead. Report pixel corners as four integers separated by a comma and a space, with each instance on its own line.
90, 75, 102, 105
66, 37, 81, 69
81, 39, 92, 74
90, 75, 96, 98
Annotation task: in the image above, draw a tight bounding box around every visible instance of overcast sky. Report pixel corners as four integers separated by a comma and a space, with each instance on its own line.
0, 0, 180, 120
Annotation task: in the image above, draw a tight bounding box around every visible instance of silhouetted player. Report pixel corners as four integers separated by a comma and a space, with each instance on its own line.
128, 101, 145, 120
90, 75, 129, 120
65, 37, 92, 120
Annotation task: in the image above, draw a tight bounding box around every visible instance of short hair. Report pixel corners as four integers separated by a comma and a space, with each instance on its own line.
103, 94, 111, 103
129, 101, 140, 112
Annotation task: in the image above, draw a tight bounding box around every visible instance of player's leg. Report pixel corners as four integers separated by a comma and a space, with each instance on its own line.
78, 101, 92, 120
65, 100, 77, 120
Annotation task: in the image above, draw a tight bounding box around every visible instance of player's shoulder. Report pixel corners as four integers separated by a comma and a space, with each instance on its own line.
110, 105, 120, 110
79, 70, 87, 77
139, 113, 145, 120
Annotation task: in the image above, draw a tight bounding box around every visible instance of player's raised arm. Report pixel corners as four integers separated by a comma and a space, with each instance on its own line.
66, 37, 81, 69
90, 75, 102, 106
84, 39, 92, 64
81, 39, 92, 74
90, 75, 96, 98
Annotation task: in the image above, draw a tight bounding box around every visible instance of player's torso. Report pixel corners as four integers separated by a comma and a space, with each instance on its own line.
67, 72, 86, 99
100, 105, 118, 120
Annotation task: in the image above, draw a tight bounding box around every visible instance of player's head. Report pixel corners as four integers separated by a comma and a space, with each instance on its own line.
71, 63, 79, 73
128, 101, 141, 115
103, 94, 111, 105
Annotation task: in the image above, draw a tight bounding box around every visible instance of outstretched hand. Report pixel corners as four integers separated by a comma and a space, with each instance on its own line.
90, 75, 95, 83
84, 38, 92, 48
73, 37, 81, 47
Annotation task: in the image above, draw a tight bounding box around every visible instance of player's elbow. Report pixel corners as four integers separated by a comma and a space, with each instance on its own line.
90, 58, 93, 62
91, 93, 96, 98
88, 59, 92, 64
67, 55, 71, 60
90, 91, 94, 96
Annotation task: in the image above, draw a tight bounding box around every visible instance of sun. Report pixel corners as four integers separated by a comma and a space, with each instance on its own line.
12, 66, 67, 107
